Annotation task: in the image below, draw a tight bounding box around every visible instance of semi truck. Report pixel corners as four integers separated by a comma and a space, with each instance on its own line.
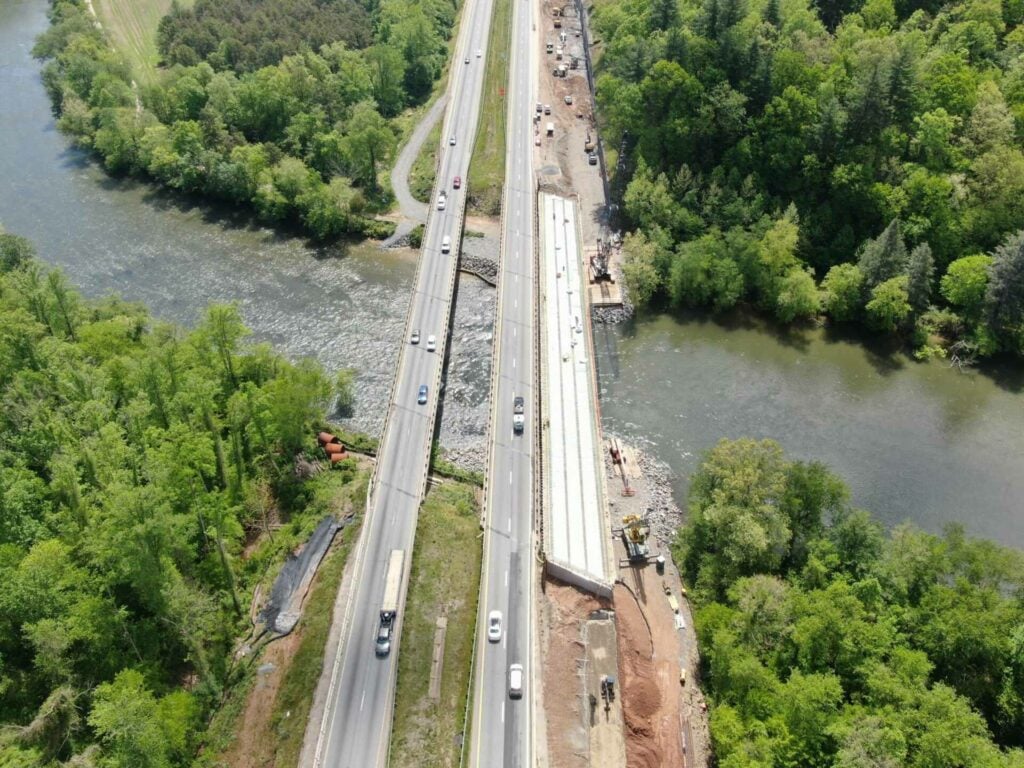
375, 549, 405, 657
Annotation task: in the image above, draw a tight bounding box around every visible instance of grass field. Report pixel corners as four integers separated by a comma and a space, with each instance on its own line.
390, 482, 483, 767
92, 0, 193, 83
467, 0, 512, 216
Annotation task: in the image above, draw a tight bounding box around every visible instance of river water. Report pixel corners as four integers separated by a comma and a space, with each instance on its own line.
0, 0, 495, 458
2, 0, 1021, 543
595, 313, 1024, 547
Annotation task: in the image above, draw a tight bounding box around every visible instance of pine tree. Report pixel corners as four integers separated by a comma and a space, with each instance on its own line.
650, 0, 680, 31
764, 0, 781, 26
858, 219, 908, 288
906, 242, 935, 313
985, 230, 1024, 342
888, 44, 917, 129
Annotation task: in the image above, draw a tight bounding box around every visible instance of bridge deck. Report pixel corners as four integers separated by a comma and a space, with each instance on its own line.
539, 192, 610, 588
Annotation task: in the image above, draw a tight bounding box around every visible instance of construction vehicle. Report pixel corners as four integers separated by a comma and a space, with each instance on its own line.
375, 549, 405, 657
621, 514, 650, 564
584, 130, 595, 153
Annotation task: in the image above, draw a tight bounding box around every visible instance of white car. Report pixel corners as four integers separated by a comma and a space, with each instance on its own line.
437, 192, 447, 211
449, 135, 456, 146
411, 329, 420, 344
426, 334, 437, 352
476, 49, 482, 57
487, 610, 502, 642
464, 56, 470, 64
508, 663, 523, 699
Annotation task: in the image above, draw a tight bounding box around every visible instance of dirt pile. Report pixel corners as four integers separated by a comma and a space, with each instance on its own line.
613, 582, 684, 768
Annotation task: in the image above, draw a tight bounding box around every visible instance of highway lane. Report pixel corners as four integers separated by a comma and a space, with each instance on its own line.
468, 0, 538, 760
311, 0, 498, 763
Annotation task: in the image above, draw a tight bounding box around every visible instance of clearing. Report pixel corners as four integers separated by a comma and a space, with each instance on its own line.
92, 0, 194, 83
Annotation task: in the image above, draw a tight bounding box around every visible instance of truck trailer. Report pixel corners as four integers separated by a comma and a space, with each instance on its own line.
375, 549, 406, 657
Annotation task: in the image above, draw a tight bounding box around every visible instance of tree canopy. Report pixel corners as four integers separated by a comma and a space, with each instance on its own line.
0, 227, 357, 766
34, 0, 460, 241
600, 0, 1024, 358
676, 438, 1024, 766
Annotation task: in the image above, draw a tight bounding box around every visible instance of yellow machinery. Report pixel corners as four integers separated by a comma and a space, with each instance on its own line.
621, 514, 650, 563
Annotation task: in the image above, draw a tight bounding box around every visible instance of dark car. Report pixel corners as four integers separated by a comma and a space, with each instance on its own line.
513, 396, 525, 433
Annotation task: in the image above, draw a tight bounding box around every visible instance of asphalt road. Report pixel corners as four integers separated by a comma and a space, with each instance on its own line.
311, 0, 497, 763
468, 0, 538, 761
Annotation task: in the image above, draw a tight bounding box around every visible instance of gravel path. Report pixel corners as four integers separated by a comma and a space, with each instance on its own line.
381, 96, 448, 248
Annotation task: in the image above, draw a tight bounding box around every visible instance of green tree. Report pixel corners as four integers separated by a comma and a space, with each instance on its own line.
940, 254, 991, 321
866, 275, 912, 332
858, 220, 909, 289
906, 242, 935, 313
775, 267, 820, 323
88, 669, 171, 768
821, 263, 865, 322
621, 230, 664, 306
681, 438, 791, 595
344, 101, 396, 192
984, 230, 1024, 351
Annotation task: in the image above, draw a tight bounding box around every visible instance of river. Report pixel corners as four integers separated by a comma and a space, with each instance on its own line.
2, 0, 1021, 544
0, 0, 495, 460
595, 313, 1024, 547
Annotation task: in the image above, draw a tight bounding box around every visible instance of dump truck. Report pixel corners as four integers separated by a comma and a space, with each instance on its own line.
375, 549, 405, 657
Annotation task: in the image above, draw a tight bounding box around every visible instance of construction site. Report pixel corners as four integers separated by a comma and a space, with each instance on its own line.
532, 2, 710, 766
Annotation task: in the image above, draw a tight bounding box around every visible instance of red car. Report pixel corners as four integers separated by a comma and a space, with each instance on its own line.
453, 176, 462, 189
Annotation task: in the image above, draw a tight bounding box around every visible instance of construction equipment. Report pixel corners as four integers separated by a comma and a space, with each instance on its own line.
584, 130, 595, 153
621, 514, 650, 564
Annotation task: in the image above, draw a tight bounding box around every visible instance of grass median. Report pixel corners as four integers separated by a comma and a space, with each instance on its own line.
467, 0, 512, 216
390, 481, 483, 766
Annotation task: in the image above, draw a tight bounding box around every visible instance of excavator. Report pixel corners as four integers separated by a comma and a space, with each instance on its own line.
621, 514, 650, 564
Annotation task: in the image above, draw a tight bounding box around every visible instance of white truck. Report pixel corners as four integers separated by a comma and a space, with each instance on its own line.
375, 549, 405, 657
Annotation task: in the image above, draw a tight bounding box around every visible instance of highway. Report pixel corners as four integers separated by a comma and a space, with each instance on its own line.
467, 0, 538, 760
310, 0, 497, 762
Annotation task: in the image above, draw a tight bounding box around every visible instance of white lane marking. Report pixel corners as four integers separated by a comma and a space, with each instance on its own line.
513, 358, 517, 369
505, 569, 509, 587
509, 469, 513, 485
360, 689, 366, 711
508, 516, 512, 532
501, 701, 506, 723
513, 327, 517, 338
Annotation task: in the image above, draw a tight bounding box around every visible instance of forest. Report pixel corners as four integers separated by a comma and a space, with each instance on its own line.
676, 438, 1024, 767
594, 0, 1024, 359
34, 0, 459, 240
0, 227, 358, 767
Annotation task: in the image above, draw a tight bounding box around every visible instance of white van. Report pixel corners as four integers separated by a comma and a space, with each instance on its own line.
508, 663, 523, 699
441, 235, 452, 254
